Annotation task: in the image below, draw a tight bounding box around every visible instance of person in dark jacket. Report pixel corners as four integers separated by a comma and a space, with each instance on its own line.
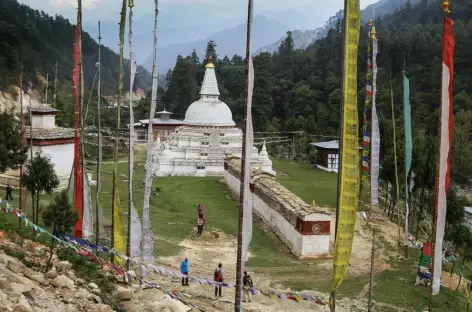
213, 263, 223, 298
180, 258, 189, 286
243, 271, 253, 302
5, 184, 13, 200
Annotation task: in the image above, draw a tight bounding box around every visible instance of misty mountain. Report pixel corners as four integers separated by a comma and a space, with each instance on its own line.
144, 15, 289, 72
257, 0, 422, 54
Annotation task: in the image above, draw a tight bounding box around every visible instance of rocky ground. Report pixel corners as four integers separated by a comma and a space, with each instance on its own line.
0, 234, 115, 312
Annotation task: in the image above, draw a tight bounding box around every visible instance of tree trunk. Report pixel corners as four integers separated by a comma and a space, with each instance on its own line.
384, 182, 389, 213
35, 193, 40, 225
31, 191, 36, 238
455, 256, 466, 291
45, 225, 56, 273
450, 246, 458, 277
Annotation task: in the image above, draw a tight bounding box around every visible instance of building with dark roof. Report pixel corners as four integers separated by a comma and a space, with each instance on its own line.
133, 109, 184, 142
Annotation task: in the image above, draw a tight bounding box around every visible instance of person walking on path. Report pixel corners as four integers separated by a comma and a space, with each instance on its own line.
6, 184, 13, 200
180, 258, 189, 286
213, 263, 223, 298
197, 215, 205, 236
243, 271, 253, 302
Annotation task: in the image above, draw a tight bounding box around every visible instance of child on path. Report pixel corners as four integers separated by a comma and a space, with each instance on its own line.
214, 263, 223, 298
180, 258, 189, 286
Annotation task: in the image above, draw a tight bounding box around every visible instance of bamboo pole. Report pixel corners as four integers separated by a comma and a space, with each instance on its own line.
234, 1, 253, 311
18, 67, 24, 230
95, 21, 102, 252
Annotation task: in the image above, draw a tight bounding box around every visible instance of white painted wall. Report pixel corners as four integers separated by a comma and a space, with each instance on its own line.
224, 170, 330, 257
32, 115, 56, 129
29, 143, 74, 177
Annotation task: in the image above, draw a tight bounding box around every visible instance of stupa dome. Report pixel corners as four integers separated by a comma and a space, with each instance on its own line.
183, 57, 236, 127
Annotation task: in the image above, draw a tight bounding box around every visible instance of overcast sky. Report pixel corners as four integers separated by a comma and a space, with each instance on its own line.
18, 0, 380, 25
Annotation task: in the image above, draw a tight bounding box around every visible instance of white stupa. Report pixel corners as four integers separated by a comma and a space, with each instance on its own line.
152, 57, 273, 177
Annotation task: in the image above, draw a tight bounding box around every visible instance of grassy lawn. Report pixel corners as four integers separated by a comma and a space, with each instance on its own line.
271, 159, 338, 208
0, 156, 468, 311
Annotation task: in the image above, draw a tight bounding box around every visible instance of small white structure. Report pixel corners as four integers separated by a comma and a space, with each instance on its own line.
224, 157, 331, 258
25, 107, 74, 189
465, 207, 472, 230
153, 58, 269, 177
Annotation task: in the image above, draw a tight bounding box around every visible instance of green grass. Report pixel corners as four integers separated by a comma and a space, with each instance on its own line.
272, 159, 338, 208
1, 156, 468, 311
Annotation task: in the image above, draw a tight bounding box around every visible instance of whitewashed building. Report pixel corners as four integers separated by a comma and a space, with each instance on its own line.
25, 107, 74, 188
153, 58, 270, 177
465, 207, 472, 230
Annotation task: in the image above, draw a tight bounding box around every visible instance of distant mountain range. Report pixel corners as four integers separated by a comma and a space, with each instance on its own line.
257, 0, 421, 54
144, 16, 290, 72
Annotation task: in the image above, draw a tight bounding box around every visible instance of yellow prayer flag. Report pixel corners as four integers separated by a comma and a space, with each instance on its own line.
332, 0, 361, 292
113, 182, 126, 267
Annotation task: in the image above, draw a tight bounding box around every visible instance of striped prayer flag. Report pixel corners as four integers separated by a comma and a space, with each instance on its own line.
432, 15, 455, 296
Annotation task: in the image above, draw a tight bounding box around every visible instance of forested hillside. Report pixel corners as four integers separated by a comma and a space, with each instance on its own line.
0, 0, 151, 95
141, 0, 472, 189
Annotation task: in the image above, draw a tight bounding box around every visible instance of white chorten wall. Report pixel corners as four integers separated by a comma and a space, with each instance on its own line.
224, 158, 331, 258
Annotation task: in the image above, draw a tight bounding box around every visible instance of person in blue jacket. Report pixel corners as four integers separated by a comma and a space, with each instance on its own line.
180, 257, 189, 286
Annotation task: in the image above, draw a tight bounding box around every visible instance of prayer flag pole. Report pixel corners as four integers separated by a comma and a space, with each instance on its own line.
141, 0, 159, 278
330, 1, 361, 311
235, 0, 254, 310
430, 1, 455, 310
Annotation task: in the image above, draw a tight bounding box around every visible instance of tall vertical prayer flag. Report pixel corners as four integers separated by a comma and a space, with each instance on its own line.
390, 80, 401, 243
332, 0, 360, 292
112, 0, 128, 263
73, 24, 83, 238
141, 0, 159, 276
241, 57, 254, 271
361, 21, 373, 180
370, 29, 380, 206
113, 185, 126, 267
239, 1, 255, 304
128, 3, 142, 259
403, 74, 412, 245
432, 13, 455, 296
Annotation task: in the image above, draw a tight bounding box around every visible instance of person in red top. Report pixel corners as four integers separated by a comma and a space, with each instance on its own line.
214, 263, 223, 298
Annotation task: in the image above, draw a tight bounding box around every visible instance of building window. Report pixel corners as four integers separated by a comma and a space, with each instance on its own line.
221, 141, 229, 145
202, 142, 210, 146
197, 166, 205, 170
137, 131, 146, 141
204, 132, 210, 136
200, 153, 208, 156
219, 133, 225, 136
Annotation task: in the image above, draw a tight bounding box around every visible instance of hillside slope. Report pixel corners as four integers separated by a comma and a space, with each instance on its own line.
0, 0, 151, 96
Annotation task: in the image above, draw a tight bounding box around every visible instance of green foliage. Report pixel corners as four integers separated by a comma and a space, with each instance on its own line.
21, 150, 59, 225
21, 150, 59, 196
0, 110, 27, 173
42, 191, 77, 235
0, 0, 151, 94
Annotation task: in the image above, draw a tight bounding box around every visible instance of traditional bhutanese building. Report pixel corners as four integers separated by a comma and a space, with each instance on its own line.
152, 58, 273, 177
133, 109, 184, 142
0, 106, 74, 189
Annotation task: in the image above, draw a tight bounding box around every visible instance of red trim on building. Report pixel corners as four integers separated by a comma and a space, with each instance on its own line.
295, 219, 330, 235
32, 138, 75, 146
